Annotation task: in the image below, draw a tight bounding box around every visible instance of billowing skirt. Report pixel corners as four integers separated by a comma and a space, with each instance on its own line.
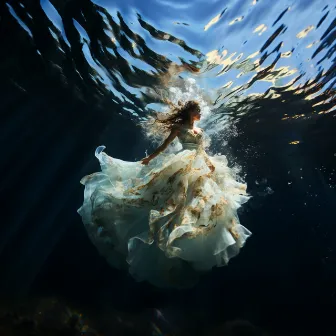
78, 145, 251, 288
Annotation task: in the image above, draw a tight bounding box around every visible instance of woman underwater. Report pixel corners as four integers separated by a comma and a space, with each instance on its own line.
78, 100, 251, 288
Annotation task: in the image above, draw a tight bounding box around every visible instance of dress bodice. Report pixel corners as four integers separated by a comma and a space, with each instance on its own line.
178, 125, 203, 149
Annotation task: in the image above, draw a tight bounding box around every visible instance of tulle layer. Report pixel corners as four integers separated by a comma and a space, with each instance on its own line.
78, 145, 251, 288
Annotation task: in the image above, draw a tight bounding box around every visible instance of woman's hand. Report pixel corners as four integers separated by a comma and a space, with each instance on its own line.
141, 157, 152, 165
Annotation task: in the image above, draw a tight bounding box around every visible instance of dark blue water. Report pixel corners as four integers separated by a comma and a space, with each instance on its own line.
1, 0, 335, 335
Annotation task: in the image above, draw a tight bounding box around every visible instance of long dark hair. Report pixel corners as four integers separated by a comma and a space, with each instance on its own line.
151, 100, 199, 131
155, 100, 200, 128
141, 100, 208, 146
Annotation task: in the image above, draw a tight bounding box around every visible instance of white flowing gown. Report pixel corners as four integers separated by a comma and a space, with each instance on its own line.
78, 125, 251, 288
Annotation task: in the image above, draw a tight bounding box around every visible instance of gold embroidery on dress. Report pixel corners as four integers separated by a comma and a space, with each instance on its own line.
228, 218, 240, 239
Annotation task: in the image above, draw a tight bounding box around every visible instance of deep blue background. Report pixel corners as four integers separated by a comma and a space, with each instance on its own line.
1, 0, 336, 335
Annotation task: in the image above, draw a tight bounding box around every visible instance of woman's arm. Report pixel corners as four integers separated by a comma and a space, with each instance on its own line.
141, 127, 179, 165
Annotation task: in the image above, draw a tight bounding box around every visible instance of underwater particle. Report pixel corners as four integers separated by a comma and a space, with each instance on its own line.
255, 178, 267, 185
289, 141, 300, 145
266, 187, 274, 194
